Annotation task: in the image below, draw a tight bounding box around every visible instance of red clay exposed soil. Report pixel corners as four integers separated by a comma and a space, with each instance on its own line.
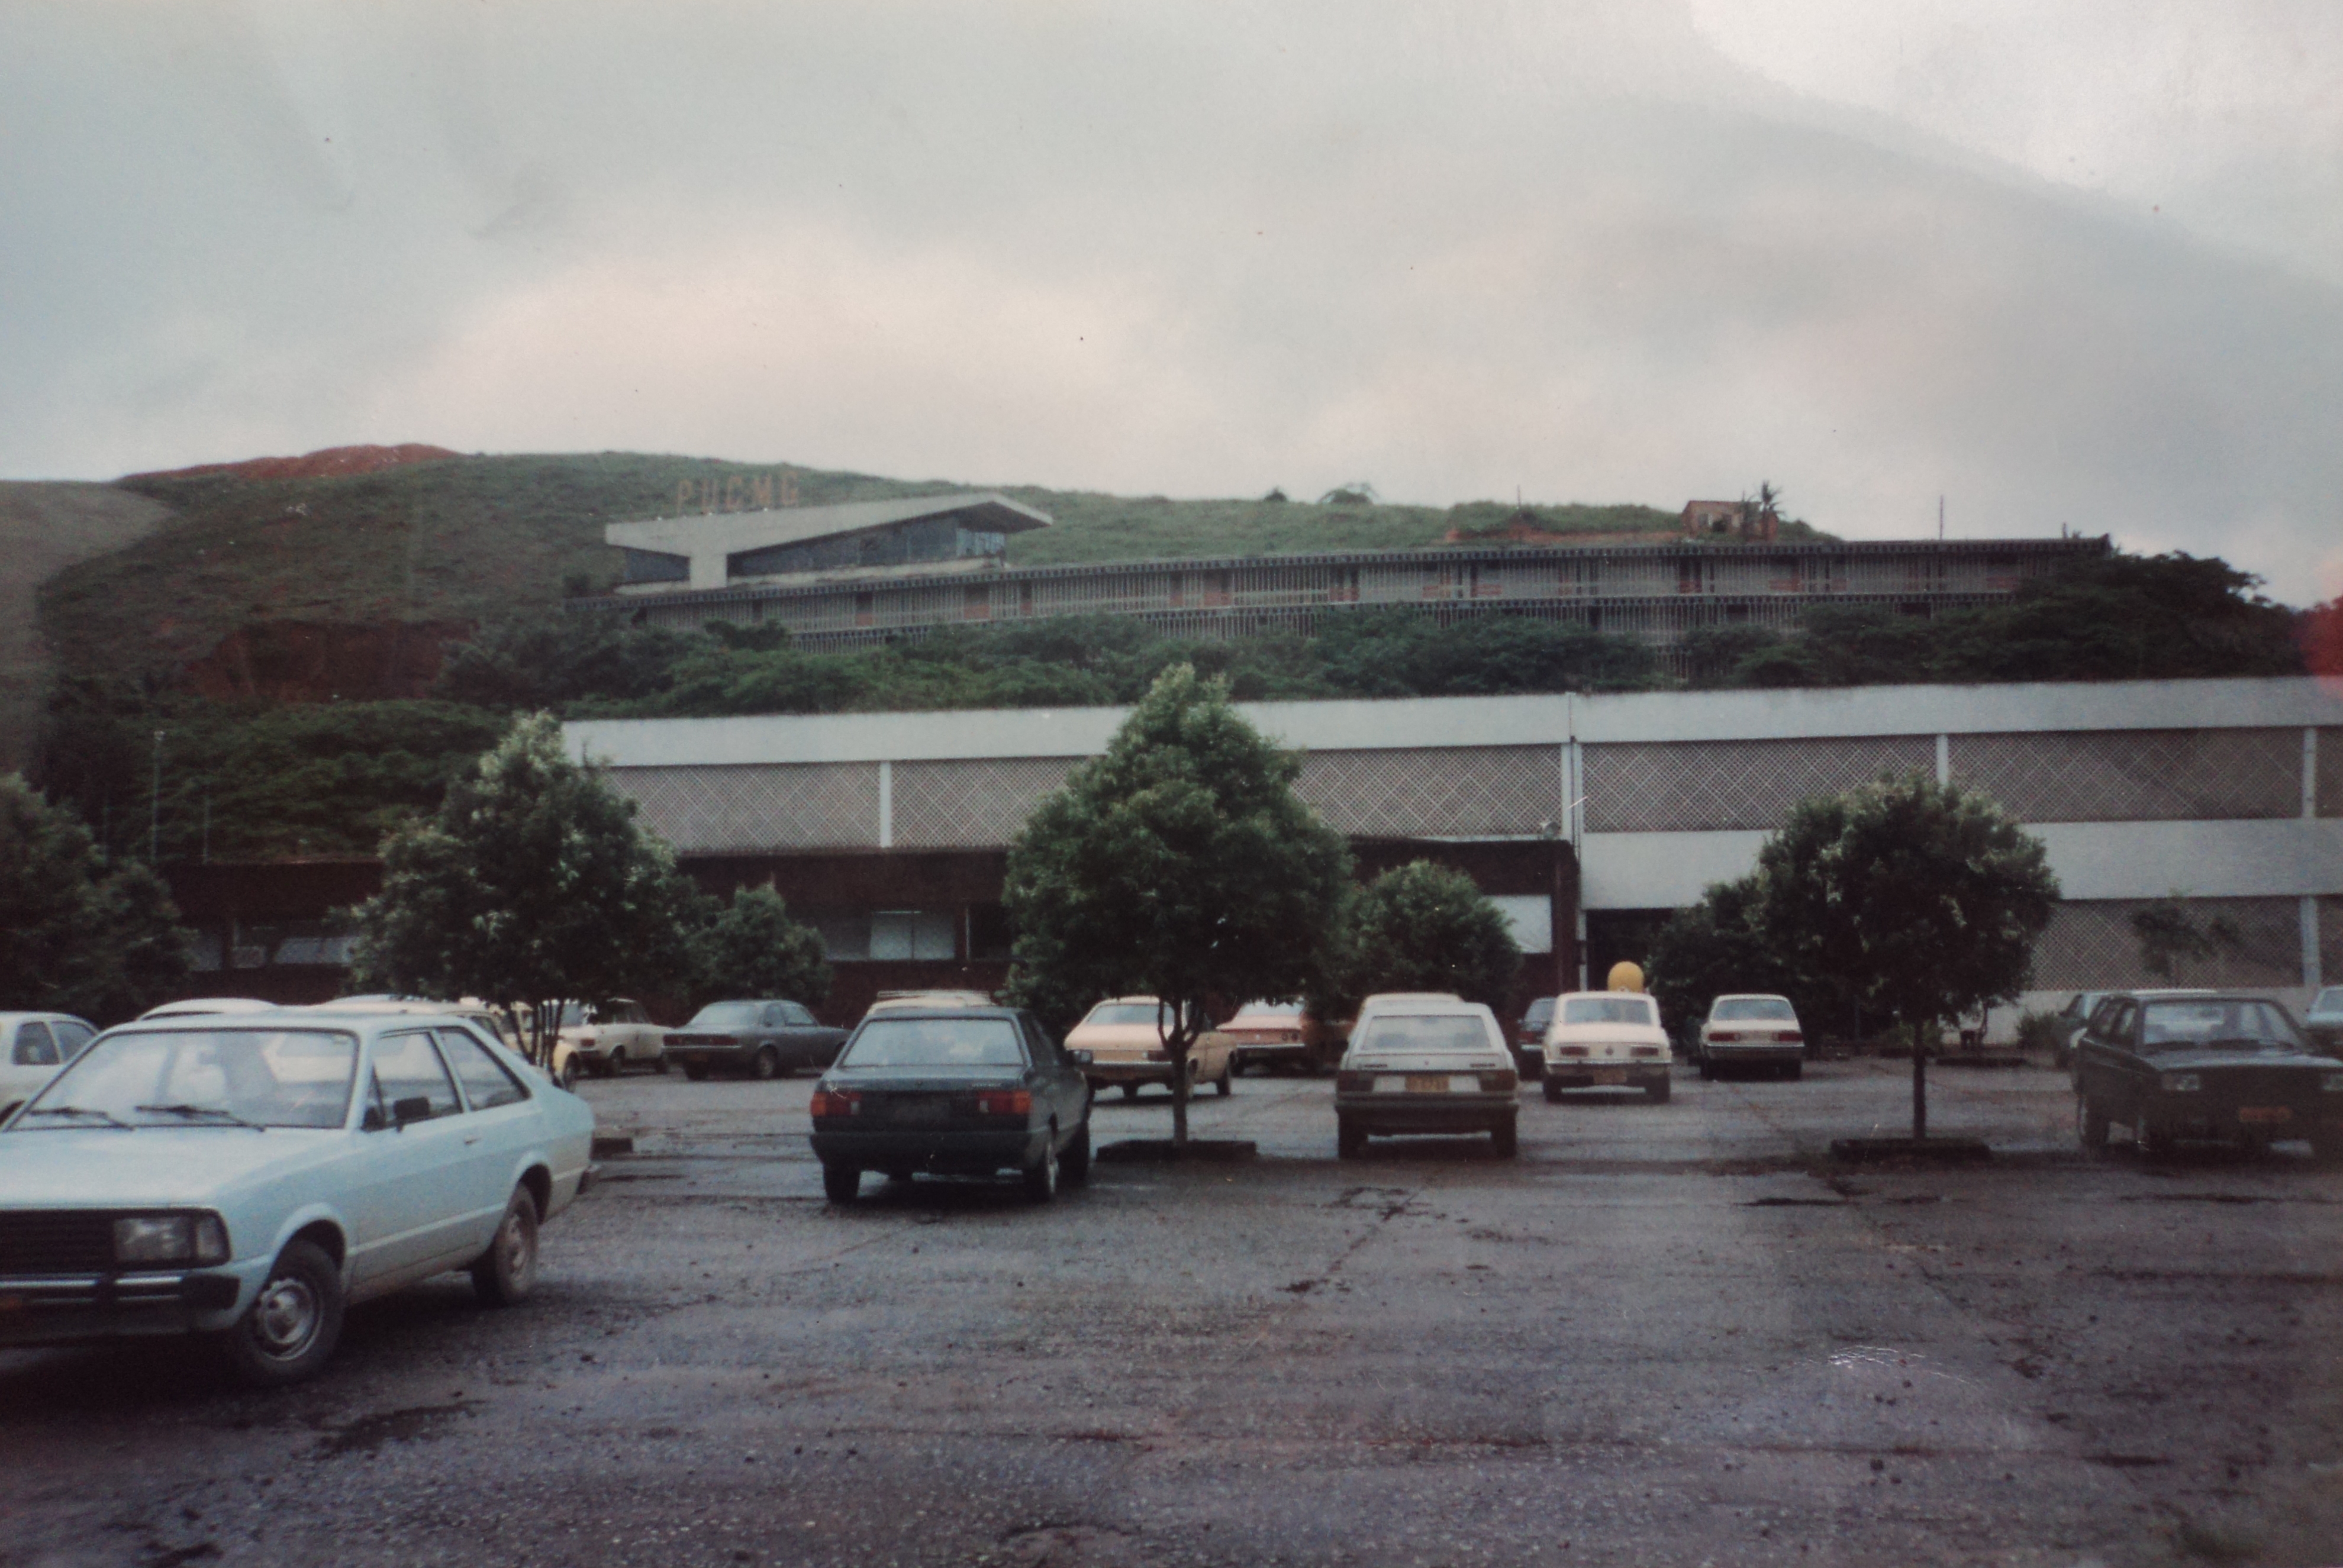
127, 444, 462, 484
185, 620, 476, 703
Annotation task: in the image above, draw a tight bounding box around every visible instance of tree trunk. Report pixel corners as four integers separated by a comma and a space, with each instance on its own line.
1911, 1018, 1930, 1142
1168, 1024, 1191, 1149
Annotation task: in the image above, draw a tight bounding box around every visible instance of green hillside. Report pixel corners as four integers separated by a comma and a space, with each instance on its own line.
38, 451, 1700, 689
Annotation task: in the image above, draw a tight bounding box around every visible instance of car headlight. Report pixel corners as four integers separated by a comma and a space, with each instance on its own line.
2159, 1073, 2202, 1093
114, 1212, 230, 1266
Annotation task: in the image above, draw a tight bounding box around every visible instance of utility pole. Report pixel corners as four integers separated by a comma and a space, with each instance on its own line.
1937, 495, 1945, 541
150, 730, 167, 862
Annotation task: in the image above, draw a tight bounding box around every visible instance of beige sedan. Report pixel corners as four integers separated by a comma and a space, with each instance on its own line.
1067, 998, 1236, 1101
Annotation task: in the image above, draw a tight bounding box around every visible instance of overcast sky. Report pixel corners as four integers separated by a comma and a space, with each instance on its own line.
4, 1, 2337, 602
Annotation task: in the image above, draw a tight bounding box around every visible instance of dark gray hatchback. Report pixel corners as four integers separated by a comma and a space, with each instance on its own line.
2074, 992, 2343, 1158
808, 1007, 1094, 1204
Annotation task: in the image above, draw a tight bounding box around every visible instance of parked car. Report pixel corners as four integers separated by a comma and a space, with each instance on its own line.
809, 1005, 1094, 1203
1694, 995, 1805, 1080
1542, 991, 1672, 1102
555, 998, 668, 1077
2305, 986, 2343, 1052
1511, 997, 1556, 1081
664, 999, 847, 1080
1067, 997, 1235, 1099
1335, 997, 1517, 1158
2073, 991, 2343, 1159
0, 1009, 595, 1385
865, 991, 997, 1015
1218, 1000, 1338, 1075
0, 1012, 99, 1121
303, 998, 584, 1089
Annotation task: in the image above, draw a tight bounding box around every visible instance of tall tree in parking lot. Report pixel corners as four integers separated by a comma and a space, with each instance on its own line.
1342, 861, 1520, 1012
1003, 665, 1353, 1147
0, 772, 191, 1022
1756, 772, 2059, 1140
347, 712, 700, 1061
688, 885, 833, 1009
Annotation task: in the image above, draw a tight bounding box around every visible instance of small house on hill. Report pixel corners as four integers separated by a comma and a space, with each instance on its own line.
608, 492, 1052, 594
1681, 499, 1778, 543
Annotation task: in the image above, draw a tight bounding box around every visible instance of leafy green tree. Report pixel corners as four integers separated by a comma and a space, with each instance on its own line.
434, 614, 692, 710
347, 713, 701, 1062
689, 885, 832, 1009
1313, 609, 1662, 696
1646, 875, 1825, 1048
2131, 895, 2245, 985
1002, 666, 1353, 1146
1755, 772, 2059, 1140
0, 773, 191, 1022
1343, 861, 1520, 1013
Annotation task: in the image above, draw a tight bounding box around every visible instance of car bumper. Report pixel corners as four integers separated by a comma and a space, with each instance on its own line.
1335, 1091, 1514, 1135
1085, 1062, 1178, 1086
1542, 1062, 1671, 1088
1703, 1044, 1801, 1063
0, 1263, 267, 1346
2151, 1101, 2342, 1141
672, 1048, 752, 1069
810, 1127, 1047, 1173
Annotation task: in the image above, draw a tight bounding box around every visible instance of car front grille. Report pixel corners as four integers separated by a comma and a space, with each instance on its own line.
0, 1211, 115, 1275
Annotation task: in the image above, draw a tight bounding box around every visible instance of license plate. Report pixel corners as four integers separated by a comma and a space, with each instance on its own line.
1404, 1075, 1449, 1093
1592, 1067, 1627, 1085
887, 1100, 949, 1125
2238, 1106, 2292, 1125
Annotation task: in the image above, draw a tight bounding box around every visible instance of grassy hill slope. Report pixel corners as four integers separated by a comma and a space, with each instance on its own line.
39, 451, 1697, 689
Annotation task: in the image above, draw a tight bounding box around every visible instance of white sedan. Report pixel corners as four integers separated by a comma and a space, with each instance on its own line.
0, 1012, 99, 1120
1541, 991, 1674, 1102
0, 1008, 595, 1386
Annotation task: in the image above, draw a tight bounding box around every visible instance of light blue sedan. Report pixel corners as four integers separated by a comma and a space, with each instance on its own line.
0, 1009, 595, 1385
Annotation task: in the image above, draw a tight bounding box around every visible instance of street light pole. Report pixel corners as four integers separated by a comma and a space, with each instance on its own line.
149, 730, 166, 863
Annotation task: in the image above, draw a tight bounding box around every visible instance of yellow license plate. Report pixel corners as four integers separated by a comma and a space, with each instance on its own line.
1591, 1067, 1627, 1085
1404, 1075, 1449, 1093
2237, 1106, 2292, 1124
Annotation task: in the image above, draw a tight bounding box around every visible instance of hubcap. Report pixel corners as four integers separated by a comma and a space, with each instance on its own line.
250, 1275, 321, 1360
499, 1209, 537, 1288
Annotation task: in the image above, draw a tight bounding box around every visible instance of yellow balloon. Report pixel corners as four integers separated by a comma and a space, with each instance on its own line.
1606, 961, 1646, 993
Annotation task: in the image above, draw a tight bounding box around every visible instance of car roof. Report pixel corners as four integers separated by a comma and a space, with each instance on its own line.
1558, 991, 1656, 1002
0, 1011, 93, 1024
855, 1004, 1025, 1020
1711, 993, 1791, 1002
136, 997, 278, 1018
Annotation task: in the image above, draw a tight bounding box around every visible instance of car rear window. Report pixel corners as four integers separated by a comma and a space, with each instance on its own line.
2138, 999, 2306, 1054
842, 1018, 1027, 1068
1563, 997, 1657, 1027
1360, 1015, 1491, 1052
1712, 998, 1796, 1021
688, 1002, 763, 1027
1085, 1002, 1175, 1028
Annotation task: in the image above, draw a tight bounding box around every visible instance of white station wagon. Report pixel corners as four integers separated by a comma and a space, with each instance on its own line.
0, 1009, 595, 1386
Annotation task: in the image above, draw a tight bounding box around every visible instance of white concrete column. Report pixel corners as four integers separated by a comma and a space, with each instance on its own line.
2306, 728, 2320, 819
1936, 733, 1951, 785
878, 759, 892, 850
2306, 896, 2324, 991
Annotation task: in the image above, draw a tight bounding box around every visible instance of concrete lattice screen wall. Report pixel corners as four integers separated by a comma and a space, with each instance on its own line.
1582, 736, 1936, 833
2322, 729, 2343, 819
1950, 729, 2304, 822
2029, 898, 2306, 992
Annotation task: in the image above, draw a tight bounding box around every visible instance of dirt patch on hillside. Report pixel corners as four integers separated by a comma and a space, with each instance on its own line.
185, 620, 476, 702
126, 443, 461, 484
0, 482, 176, 770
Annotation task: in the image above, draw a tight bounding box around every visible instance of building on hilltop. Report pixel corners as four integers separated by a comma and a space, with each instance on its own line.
607, 492, 1052, 595
1680, 498, 1778, 542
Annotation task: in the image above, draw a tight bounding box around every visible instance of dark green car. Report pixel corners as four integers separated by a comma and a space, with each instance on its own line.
2073, 992, 2343, 1159
808, 1006, 1094, 1204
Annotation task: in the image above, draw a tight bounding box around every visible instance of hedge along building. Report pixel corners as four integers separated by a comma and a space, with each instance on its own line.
580, 491, 2107, 671
565, 675, 2343, 1032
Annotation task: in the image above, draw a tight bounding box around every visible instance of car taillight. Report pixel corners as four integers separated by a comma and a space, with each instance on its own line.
1709, 1031, 1740, 1043
706, 1034, 737, 1046
1552, 1046, 1588, 1059
1781, 1031, 1803, 1043
1336, 1072, 1371, 1092
974, 1089, 1032, 1117
1630, 1047, 1662, 1059
1282, 1030, 1301, 1043
809, 1088, 860, 1118
1478, 1070, 1517, 1093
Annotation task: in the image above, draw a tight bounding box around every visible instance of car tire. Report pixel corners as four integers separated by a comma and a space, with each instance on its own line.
1645, 1079, 1671, 1104
752, 1046, 781, 1082
1216, 1064, 1233, 1098
1337, 1115, 1365, 1160
2142, 1121, 2177, 1157
1541, 1076, 1562, 1104
558, 1056, 580, 1090
470, 1187, 540, 1307
608, 1047, 627, 1076
1491, 1117, 1518, 1158
1785, 1062, 1803, 1082
652, 1053, 669, 1075
823, 1163, 861, 1204
885, 1167, 916, 1185
1062, 1119, 1092, 1185
1697, 1058, 1716, 1081
1023, 1133, 1060, 1204
1120, 1082, 1139, 1101
220, 1238, 343, 1388
683, 1064, 708, 1082
2077, 1096, 2110, 1151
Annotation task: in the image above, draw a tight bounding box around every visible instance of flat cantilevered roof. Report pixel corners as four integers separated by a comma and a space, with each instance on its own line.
607, 492, 1050, 590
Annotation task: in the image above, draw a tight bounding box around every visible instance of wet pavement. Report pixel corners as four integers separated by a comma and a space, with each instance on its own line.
5, 1059, 2341, 1567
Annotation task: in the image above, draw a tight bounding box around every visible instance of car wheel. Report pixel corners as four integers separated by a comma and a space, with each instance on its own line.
470, 1187, 540, 1307
608, 1047, 627, 1076
1697, 1058, 1715, 1081
2077, 1096, 2110, 1151
823, 1163, 861, 1204
1120, 1082, 1139, 1101
1785, 1062, 1803, 1082
1023, 1133, 1061, 1204
1645, 1078, 1671, 1104
2141, 1119, 2177, 1157
1491, 1116, 1518, 1158
682, 1064, 708, 1082
1541, 1076, 1562, 1104
220, 1239, 343, 1388
1062, 1118, 1092, 1185
1216, 1064, 1233, 1098
1337, 1115, 1365, 1160
886, 1167, 917, 1185
752, 1046, 781, 1081
558, 1056, 580, 1090
652, 1053, 669, 1076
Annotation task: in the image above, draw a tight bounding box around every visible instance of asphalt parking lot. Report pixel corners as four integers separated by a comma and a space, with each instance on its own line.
6, 1059, 2342, 1567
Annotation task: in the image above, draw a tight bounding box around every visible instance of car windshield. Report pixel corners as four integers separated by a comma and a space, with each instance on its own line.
2137, 1000, 2307, 1054
840, 1018, 1027, 1069
689, 1002, 764, 1027
13, 1028, 360, 1130
1563, 996, 1657, 1027
1712, 998, 1796, 1021
1360, 1015, 1490, 1051
1085, 1002, 1175, 1028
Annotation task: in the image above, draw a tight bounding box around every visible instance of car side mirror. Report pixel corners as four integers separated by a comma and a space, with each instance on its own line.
1071, 1049, 1094, 1066
393, 1095, 433, 1127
